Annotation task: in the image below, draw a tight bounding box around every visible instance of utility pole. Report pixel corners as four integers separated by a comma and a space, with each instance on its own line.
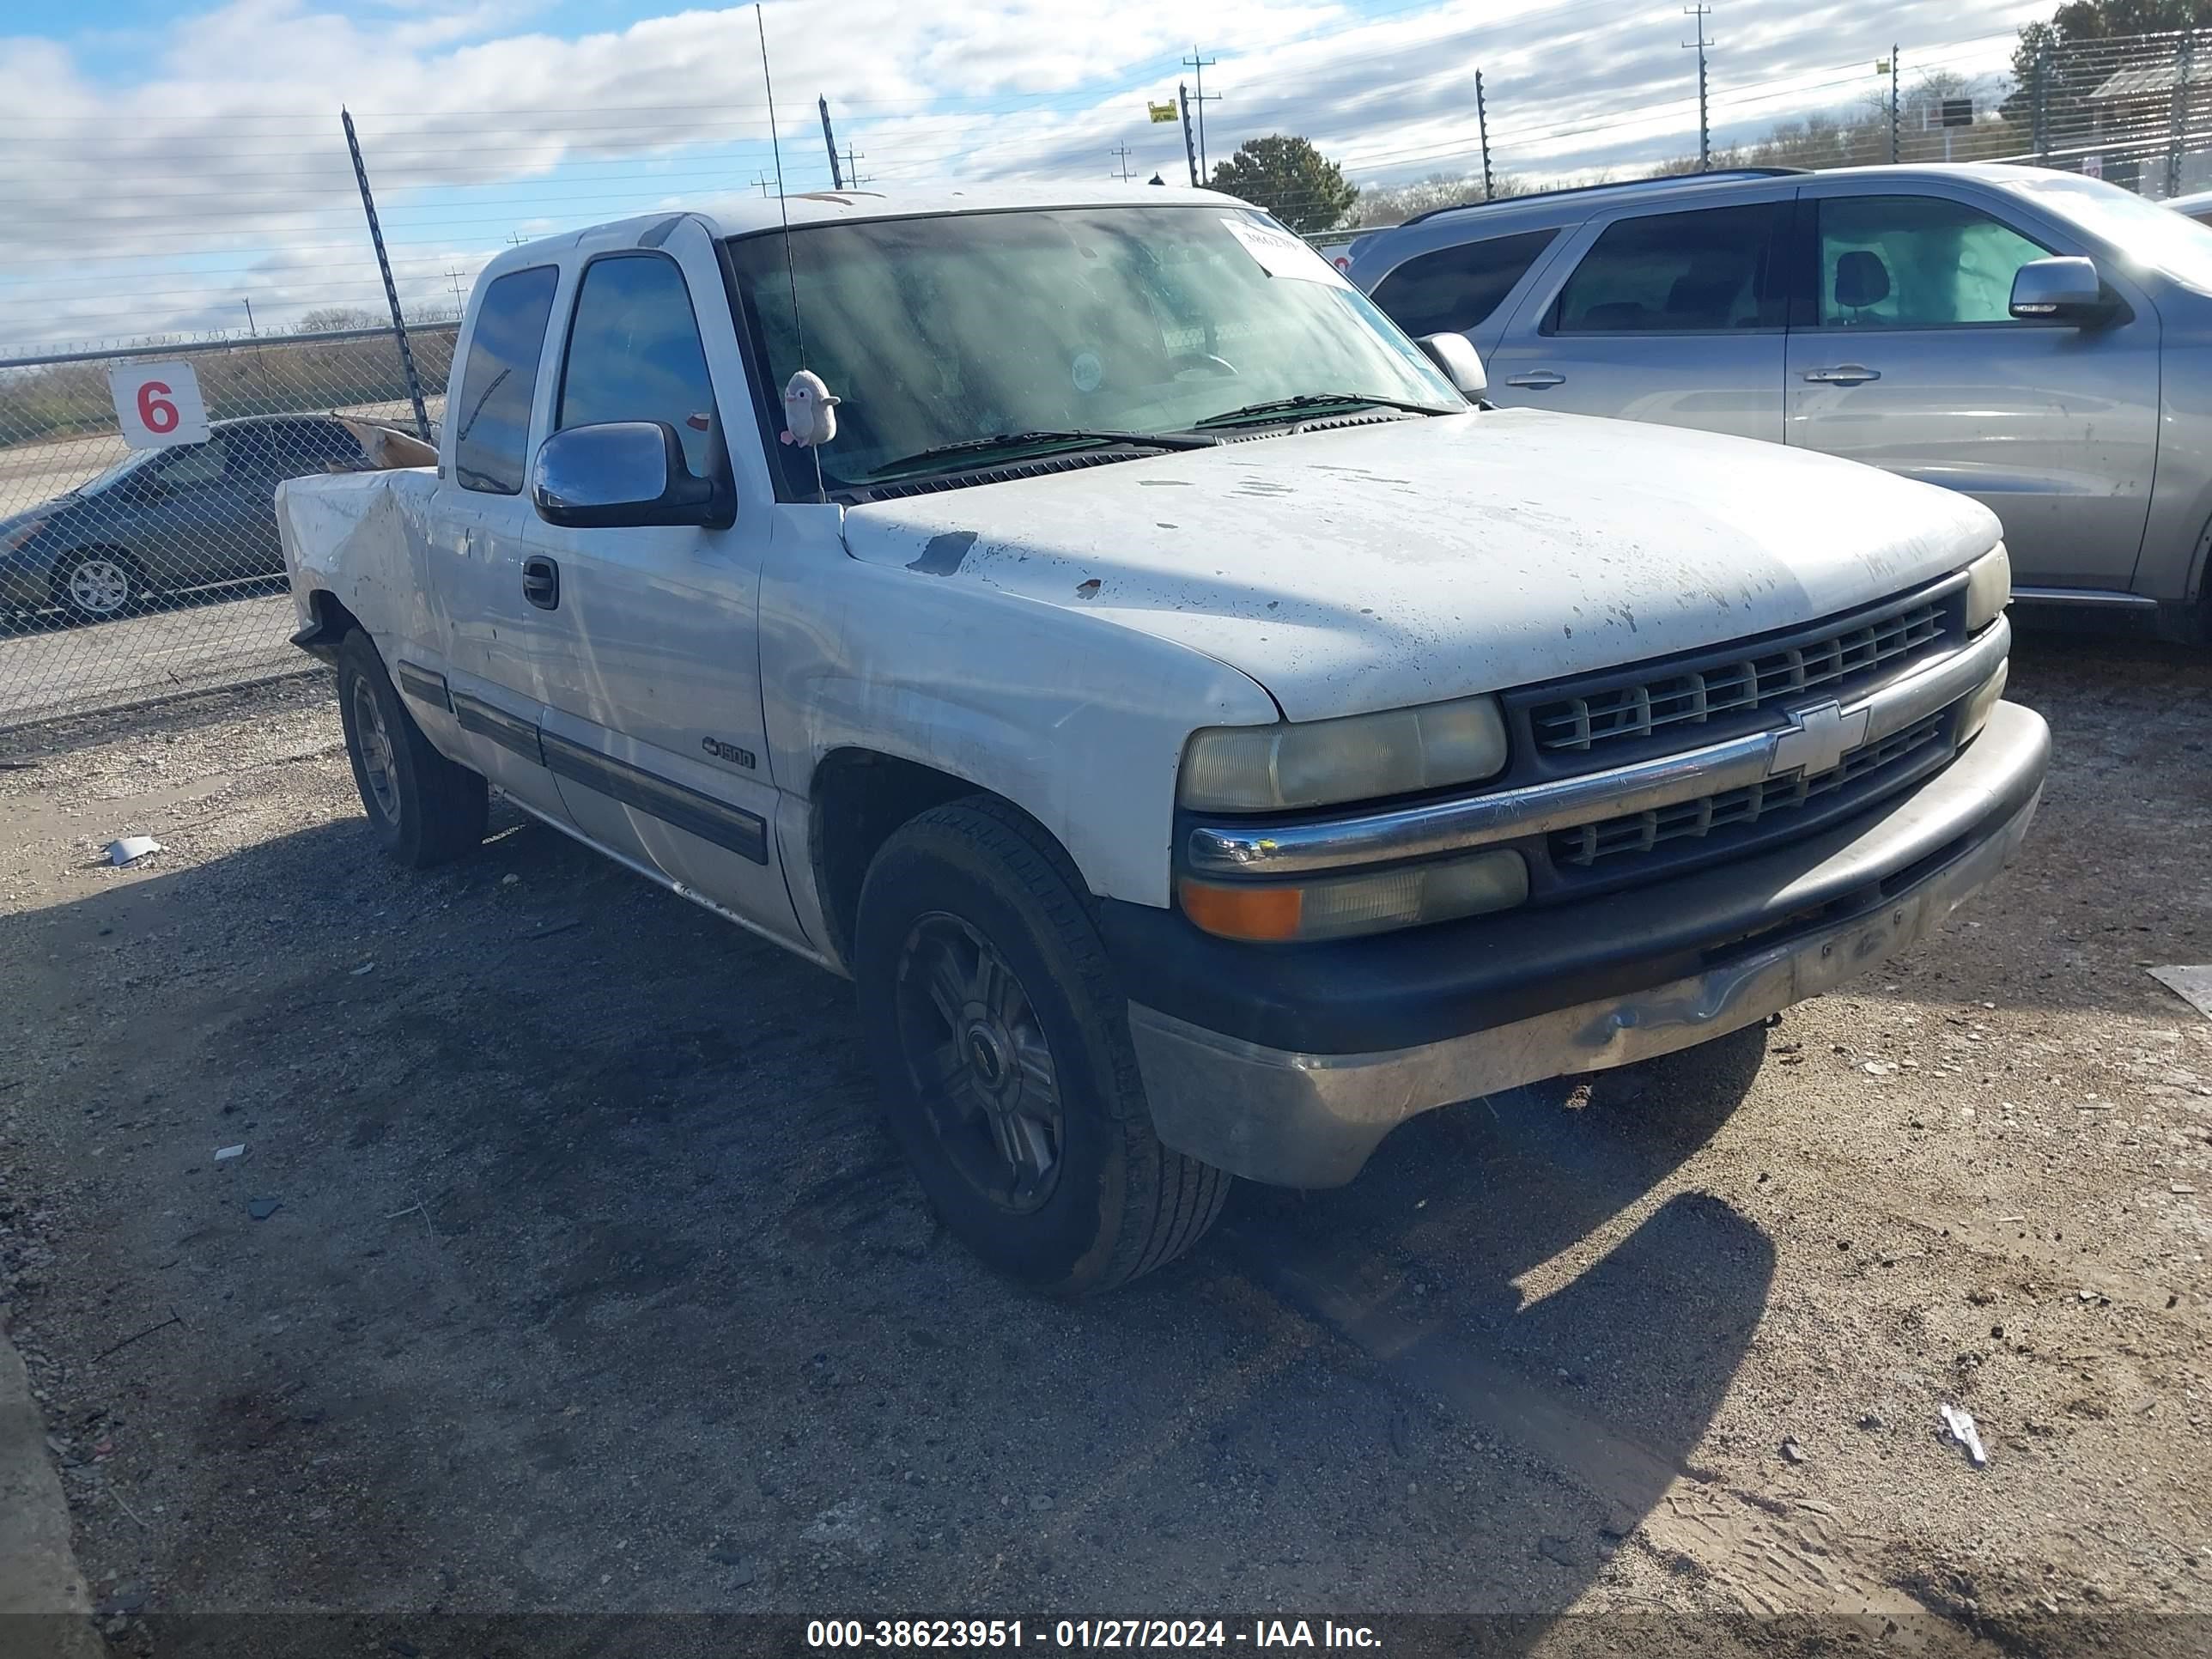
240, 298, 257, 337
1474, 69, 1495, 201
1109, 143, 1134, 181
340, 107, 430, 440
818, 95, 844, 190
1681, 6, 1715, 172
507, 230, 529, 245
750, 171, 775, 196
1182, 46, 1219, 176
1177, 82, 1200, 186
843, 146, 867, 186
444, 267, 470, 310
1890, 46, 1901, 164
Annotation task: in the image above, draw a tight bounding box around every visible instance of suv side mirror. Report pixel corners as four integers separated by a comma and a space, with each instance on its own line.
531, 422, 733, 530
1415, 331, 1487, 398
2010, 257, 2113, 325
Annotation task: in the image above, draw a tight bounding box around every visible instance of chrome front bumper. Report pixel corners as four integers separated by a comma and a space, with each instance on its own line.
1130, 701, 2049, 1188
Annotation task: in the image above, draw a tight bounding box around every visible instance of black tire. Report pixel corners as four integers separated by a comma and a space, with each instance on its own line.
855, 795, 1231, 1297
336, 630, 489, 868
52, 548, 145, 624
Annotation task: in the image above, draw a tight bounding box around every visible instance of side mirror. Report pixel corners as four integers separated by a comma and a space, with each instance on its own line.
1415, 331, 1487, 398
2009, 257, 2112, 325
530, 422, 732, 530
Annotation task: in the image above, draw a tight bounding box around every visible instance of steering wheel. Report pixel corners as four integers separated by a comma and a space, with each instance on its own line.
1170, 353, 1239, 380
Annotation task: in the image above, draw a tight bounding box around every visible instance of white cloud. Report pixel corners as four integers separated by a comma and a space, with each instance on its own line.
0, 0, 2045, 349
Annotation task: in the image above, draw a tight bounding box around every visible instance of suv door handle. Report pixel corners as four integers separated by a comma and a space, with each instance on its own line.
1504, 370, 1567, 389
1803, 364, 1881, 386
521, 555, 560, 611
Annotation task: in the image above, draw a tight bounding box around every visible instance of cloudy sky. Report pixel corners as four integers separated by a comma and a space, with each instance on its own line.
0, 0, 2051, 350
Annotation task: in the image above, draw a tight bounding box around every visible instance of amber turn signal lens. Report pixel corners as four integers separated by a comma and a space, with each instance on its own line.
1177, 879, 1305, 942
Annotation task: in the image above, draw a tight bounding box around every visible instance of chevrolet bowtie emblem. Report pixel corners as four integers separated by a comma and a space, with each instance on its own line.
1767, 699, 1869, 780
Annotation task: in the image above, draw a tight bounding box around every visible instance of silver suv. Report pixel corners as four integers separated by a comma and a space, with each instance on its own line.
1347, 163, 2212, 638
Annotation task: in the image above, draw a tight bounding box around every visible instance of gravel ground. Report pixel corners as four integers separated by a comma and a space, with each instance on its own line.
0, 631, 2208, 1657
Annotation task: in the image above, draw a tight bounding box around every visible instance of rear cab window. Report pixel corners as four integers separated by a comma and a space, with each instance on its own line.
1548, 203, 1790, 333
1370, 228, 1560, 337
452, 265, 560, 495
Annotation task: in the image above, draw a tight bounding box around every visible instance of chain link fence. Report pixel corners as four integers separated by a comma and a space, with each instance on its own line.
0, 325, 452, 729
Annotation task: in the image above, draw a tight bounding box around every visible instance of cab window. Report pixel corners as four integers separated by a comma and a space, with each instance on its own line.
556, 253, 720, 479
452, 265, 560, 495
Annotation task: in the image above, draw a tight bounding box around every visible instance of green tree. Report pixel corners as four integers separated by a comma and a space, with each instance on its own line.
1209, 135, 1359, 232
2007, 1, 2212, 129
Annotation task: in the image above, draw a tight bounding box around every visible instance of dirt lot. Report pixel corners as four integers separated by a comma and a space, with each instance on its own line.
0, 633, 2208, 1657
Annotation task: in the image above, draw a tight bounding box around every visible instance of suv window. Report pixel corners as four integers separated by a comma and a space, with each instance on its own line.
152, 434, 228, 488
1816, 196, 2051, 327
557, 254, 718, 479
453, 265, 559, 495
1370, 228, 1559, 337
1551, 203, 1788, 333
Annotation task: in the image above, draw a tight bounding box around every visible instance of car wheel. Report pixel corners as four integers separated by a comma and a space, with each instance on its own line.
336, 630, 489, 868
855, 795, 1231, 1297
53, 550, 142, 623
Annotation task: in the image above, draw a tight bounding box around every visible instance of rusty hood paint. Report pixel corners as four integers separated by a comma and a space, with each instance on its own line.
839, 408, 2002, 722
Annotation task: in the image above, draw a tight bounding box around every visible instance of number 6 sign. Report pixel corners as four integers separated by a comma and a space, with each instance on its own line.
109, 361, 211, 449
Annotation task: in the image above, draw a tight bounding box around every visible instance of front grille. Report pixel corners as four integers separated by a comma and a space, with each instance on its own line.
1532, 597, 1946, 755
1551, 714, 1948, 869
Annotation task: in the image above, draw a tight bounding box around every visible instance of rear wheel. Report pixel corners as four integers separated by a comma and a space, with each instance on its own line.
53, 550, 143, 623
337, 630, 488, 868
856, 796, 1231, 1296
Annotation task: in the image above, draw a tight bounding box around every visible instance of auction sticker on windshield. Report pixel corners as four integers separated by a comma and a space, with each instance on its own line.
1218, 217, 1350, 286
109, 361, 212, 449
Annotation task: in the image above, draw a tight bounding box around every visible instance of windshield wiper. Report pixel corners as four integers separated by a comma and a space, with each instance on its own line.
864, 428, 1214, 482
1188, 393, 1458, 428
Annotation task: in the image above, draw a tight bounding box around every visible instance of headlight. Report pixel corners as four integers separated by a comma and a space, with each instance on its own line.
1179, 694, 1508, 812
1, 517, 47, 553
1179, 848, 1529, 943
1965, 544, 2010, 633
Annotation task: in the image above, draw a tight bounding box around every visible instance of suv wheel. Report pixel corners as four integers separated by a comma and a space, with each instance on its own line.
337, 630, 489, 867
855, 796, 1231, 1296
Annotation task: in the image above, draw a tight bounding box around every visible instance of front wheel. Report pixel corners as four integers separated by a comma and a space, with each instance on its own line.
855, 797, 1231, 1297
337, 630, 488, 868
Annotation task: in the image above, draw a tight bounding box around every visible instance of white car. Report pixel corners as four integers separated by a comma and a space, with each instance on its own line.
279, 185, 2046, 1294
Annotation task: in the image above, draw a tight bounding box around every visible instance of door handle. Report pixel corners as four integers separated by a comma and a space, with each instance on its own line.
1802, 364, 1881, 386
1504, 370, 1567, 389
521, 555, 560, 611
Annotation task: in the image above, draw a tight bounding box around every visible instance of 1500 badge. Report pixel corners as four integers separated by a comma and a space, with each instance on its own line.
702, 735, 756, 769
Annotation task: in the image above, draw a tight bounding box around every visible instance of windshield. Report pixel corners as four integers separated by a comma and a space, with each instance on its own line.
75, 447, 160, 496
2004, 171, 2212, 294
726, 205, 1462, 493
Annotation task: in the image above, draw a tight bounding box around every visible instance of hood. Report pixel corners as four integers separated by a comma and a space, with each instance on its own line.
840, 409, 2001, 721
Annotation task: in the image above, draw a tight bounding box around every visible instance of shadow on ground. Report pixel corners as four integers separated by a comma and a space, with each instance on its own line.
3, 798, 1778, 1646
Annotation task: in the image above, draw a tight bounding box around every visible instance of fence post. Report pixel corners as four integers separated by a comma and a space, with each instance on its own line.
1890, 46, 1901, 165
2033, 40, 2051, 162
1475, 70, 1495, 202
2170, 31, 2196, 198
341, 108, 433, 441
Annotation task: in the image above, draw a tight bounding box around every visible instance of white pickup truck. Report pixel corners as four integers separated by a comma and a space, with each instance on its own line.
282, 185, 2047, 1295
